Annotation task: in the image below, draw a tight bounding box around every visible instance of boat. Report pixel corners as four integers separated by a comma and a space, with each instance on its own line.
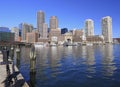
86, 43, 93, 46
16, 48, 20, 52
63, 42, 77, 46
34, 42, 44, 47
50, 43, 57, 47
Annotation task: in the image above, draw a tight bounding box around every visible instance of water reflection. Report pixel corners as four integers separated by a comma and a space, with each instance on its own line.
16, 52, 20, 68
81, 46, 87, 59
49, 47, 62, 77
20, 47, 30, 61
29, 72, 36, 87
101, 44, 116, 77
16, 46, 30, 82
36, 47, 48, 81
86, 46, 95, 78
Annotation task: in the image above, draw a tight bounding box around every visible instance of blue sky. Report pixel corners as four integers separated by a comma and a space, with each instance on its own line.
0, 0, 120, 37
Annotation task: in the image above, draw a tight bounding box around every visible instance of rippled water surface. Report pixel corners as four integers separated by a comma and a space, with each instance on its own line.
15, 44, 120, 87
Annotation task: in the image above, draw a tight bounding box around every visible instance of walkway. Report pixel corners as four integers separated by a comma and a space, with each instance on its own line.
0, 52, 29, 87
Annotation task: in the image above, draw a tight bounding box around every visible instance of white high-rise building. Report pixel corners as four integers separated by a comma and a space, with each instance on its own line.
85, 19, 94, 36
102, 16, 112, 43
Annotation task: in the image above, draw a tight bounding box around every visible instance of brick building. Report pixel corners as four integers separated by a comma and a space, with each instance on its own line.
26, 32, 38, 43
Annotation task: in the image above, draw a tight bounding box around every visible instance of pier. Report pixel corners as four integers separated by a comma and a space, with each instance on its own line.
0, 51, 29, 87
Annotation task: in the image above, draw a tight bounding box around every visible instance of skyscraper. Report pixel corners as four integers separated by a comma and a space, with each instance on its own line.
37, 11, 45, 38
50, 16, 58, 30
42, 23, 48, 38
85, 19, 94, 36
29, 24, 34, 32
102, 16, 112, 43
20, 23, 33, 42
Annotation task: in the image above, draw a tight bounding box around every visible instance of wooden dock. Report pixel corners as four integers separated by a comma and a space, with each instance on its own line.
0, 52, 29, 87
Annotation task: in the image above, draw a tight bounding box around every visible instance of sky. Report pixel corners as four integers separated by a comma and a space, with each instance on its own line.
0, 0, 120, 38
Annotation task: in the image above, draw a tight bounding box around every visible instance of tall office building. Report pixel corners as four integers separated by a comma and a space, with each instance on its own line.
49, 16, 61, 44
11, 27, 19, 41
42, 23, 48, 38
29, 24, 34, 32
102, 16, 112, 43
50, 16, 58, 30
85, 19, 94, 36
37, 11, 45, 38
20, 23, 33, 42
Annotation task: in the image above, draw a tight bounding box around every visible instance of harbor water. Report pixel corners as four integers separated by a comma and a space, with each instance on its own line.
14, 44, 120, 87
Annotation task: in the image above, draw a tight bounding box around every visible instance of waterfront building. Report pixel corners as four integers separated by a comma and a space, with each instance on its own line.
73, 29, 84, 42
26, 32, 39, 43
20, 23, 33, 42
0, 27, 10, 32
85, 19, 94, 36
50, 16, 58, 30
32, 28, 38, 33
49, 16, 63, 44
29, 24, 34, 32
86, 35, 104, 43
37, 23, 48, 42
0, 32, 14, 43
63, 32, 73, 43
48, 29, 61, 44
0, 27, 14, 44
69, 29, 76, 36
82, 29, 86, 41
11, 27, 20, 41
42, 23, 48, 39
38, 38, 49, 43
37, 11, 45, 38
61, 28, 68, 34
102, 16, 112, 43
74, 29, 84, 37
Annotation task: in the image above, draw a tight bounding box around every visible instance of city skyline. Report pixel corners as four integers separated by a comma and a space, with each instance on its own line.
0, 0, 120, 38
